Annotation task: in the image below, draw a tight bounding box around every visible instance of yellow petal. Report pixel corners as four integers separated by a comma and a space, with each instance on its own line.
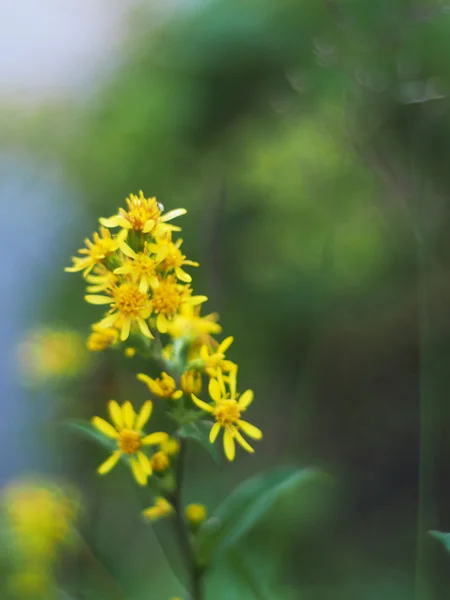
156, 312, 168, 333
92, 417, 119, 439
160, 208, 187, 222
130, 458, 147, 486
85, 295, 112, 305
208, 378, 222, 403
108, 400, 124, 430
137, 451, 152, 475
99, 215, 123, 228
119, 241, 137, 259
172, 390, 183, 400
135, 401, 153, 430
191, 394, 214, 413
141, 432, 168, 446
98, 313, 117, 328
143, 219, 155, 233
218, 336, 234, 354
233, 428, 254, 453
238, 390, 254, 410
97, 451, 122, 475
188, 295, 208, 306
223, 428, 235, 461
209, 422, 221, 443
138, 318, 153, 339
237, 420, 262, 440
229, 369, 237, 397
122, 401, 136, 429
139, 277, 149, 293
175, 267, 192, 283
120, 317, 131, 341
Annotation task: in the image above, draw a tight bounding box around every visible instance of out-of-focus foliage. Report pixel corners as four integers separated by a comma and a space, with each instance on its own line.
6, 0, 450, 597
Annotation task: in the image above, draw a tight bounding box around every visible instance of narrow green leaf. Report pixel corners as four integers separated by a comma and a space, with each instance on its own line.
429, 530, 450, 552
178, 421, 221, 464
65, 419, 117, 453
197, 467, 328, 564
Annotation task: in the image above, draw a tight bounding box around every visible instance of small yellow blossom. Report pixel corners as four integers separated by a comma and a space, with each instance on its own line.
158, 237, 199, 283
160, 436, 180, 456
92, 400, 168, 486
114, 241, 163, 293
185, 503, 207, 527
138, 371, 183, 400
195, 336, 236, 378
167, 303, 221, 342
65, 227, 126, 276
100, 191, 186, 237
181, 370, 202, 395
124, 347, 136, 358
151, 451, 170, 472
87, 323, 119, 352
150, 275, 207, 334
191, 370, 262, 461
85, 281, 153, 341
142, 497, 173, 522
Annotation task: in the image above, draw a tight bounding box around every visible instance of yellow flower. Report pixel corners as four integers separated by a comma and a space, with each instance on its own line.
185, 503, 207, 527
181, 370, 202, 395
142, 497, 173, 522
85, 281, 153, 341
160, 436, 180, 456
65, 227, 125, 276
100, 191, 186, 237
87, 323, 119, 352
92, 400, 168, 486
3, 479, 79, 560
197, 337, 236, 378
17, 328, 87, 383
124, 347, 136, 358
167, 303, 221, 342
150, 275, 207, 333
151, 451, 170, 472
114, 241, 162, 293
191, 370, 262, 461
158, 237, 199, 283
138, 371, 183, 400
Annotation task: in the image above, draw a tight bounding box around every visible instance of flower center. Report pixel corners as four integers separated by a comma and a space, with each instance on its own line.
133, 254, 157, 277
156, 375, 177, 396
113, 283, 149, 318
118, 428, 141, 453
162, 245, 184, 270
151, 276, 184, 316
214, 400, 241, 426
121, 195, 161, 231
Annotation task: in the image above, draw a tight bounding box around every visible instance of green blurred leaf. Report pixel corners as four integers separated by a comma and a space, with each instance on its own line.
429, 530, 450, 552
66, 419, 117, 453
197, 467, 327, 565
178, 421, 221, 465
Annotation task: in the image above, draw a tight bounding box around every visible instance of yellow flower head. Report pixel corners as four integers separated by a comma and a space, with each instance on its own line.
151, 451, 170, 472
87, 323, 119, 352
92, 400, 168, 486
181, 370, 202, 395
197, 337, 237, 378
100, 191, 186, 237
167, 303, 221, 342
191, 370, 262, 461
114, 241, 163, 293
65, 227, 126, 276
85, 281, 153, 341
137, 372, 183, 400
17, 328, 87, 383
185, 503, 207, 527
124, 347, 136, 358
157, 237, 199, 283
150, 275, 208, 334
160, 436, 180, 456
3, 479, 79, 560
142, 497, 173, 522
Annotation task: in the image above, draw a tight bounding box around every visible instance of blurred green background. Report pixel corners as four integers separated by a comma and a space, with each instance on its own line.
3, 0, 450, 598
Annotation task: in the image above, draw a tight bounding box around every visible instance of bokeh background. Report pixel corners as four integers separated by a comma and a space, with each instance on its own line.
3, 0, 450, 598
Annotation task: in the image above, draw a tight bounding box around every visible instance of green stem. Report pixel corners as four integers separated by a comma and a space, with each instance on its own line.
414, 236, 437, 600
169, 440, 204, 600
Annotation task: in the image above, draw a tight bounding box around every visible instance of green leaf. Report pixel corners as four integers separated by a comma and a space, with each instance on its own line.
429, 530, 450, 552
197, 467, 328, 565
65, 419, 117, 453
178, 421, 221, 465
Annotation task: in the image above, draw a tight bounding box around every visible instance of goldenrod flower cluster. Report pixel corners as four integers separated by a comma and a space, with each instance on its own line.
66, 191, 262, 520
2, 479, 79, 598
